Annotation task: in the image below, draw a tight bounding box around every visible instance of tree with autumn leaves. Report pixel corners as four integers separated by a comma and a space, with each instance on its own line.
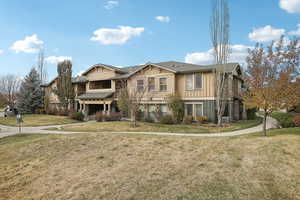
243, 36, 300, 136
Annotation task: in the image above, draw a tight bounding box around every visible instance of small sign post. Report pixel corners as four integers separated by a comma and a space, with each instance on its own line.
16, 114, 23, 133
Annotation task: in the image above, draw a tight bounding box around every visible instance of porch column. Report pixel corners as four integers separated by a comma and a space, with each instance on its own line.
229, 100, 233, 122
79, 103, 82, 112
103, 102, 106, 114
242, 103, 247, 120
108, 103, 111, 114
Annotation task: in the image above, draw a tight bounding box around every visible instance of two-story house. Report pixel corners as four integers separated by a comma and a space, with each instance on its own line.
42, 61, 245, 122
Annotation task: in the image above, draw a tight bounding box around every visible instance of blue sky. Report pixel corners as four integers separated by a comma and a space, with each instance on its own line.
0, 0, 299, 80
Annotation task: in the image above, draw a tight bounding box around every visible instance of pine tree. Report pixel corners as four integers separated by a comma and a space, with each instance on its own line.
17, 68, 43, 114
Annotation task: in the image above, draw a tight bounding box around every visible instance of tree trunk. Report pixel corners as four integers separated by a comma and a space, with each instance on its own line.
263, 113, 267, 136
217, 113, 222, 126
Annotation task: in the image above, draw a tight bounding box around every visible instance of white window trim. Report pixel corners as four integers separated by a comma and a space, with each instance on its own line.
194, 73, 203, 90
137, 79, 144, 92
184, 102, 204, 118
185, 73, 203, 91
159, 77, 168, 92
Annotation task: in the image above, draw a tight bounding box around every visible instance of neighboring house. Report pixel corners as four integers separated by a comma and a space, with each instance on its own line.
42, 61, 245, 122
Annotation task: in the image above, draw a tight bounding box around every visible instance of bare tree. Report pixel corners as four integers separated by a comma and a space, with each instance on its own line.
55, 60, 74, 111
210, 0, 231, 126
0, 74, 21, 107
117, 79, 146, 127
37, 47, 48, 84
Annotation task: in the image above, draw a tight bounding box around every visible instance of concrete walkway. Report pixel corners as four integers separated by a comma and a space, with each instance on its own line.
0, 117, 277, 139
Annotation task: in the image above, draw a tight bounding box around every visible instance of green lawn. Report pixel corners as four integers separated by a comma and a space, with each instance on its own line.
51, 118, 262, 134
0, 128, 299, 200
0, 114, 78, 127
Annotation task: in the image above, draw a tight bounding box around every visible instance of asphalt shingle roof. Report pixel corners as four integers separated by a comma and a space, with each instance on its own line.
43, 61, 240, 86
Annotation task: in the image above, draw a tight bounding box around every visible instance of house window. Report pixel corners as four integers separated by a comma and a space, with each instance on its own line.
185, 74, 193, 90
195, 104, 203, 117
148, 77, 155, 92
159, 78, 167, 92
137, 80, 144, 93
195, 73, 202, 89
160, 104, 168, 116
186, 73, 203, 90
89, 80, 111, 89
185, 103, 204, 118
185, 104, 193, 116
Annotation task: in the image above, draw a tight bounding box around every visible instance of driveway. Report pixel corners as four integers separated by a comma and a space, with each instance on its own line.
0, 117, 278, 139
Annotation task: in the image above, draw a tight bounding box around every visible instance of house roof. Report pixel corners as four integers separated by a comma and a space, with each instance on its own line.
72, 76, 87, 83
82, 63, 127, 76
78, 92, 114, 100
42, 61, 241, 86
153, 61, 240, 73
111, 62, 240, 79
41, 76, 87, 87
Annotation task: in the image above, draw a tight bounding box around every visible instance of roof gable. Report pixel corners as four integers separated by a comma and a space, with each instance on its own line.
82, 64, 126, 76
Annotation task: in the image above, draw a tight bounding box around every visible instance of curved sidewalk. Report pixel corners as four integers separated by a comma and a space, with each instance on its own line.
0, 117, 277, 139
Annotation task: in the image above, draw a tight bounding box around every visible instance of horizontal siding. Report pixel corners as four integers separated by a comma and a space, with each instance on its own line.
128, 65, 175, 98
86, 67, 117, 81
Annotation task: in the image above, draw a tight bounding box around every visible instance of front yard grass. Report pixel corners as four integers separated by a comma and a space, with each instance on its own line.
0, 114, 78, 127
53, 118, 262, 133
0, 128, 299, 200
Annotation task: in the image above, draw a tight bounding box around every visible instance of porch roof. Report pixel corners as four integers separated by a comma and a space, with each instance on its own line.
78, 92, 114, 100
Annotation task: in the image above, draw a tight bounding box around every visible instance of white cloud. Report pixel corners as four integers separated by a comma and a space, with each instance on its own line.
90, 26, 144, 45
249, 25, 285, 43
104, 1, 119, 10
289, 24, 300, 35
155, 16, 170, 23
185, 45, 252, 65
76, 70, 85, 76
10, 34, 44, 53
280, 0, 300, 14
45, 56, 72, 64
0, 49, 3, 54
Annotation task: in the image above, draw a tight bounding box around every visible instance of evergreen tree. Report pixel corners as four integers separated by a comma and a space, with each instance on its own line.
17, 68, 43, 114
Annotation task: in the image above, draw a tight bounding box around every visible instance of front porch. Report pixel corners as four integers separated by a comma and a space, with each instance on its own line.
76, 92, 117, 116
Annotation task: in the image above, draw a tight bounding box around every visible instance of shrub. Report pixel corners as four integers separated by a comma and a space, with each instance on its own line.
48, 107, 58, 115
106, 112, 122, 121
96, 112, 105, 122
183, 115, 193, 124
143, 117, 154, 123
35, 108, 45, 114
136, 110, 144, 121
293, 114, 300, 127
247, 108, 257, 120
70, 112, 84, 121
159, 115, 174, 124
167, 94, 184, 123
294, 105, 300, 113
271, 112, 294, 128
58, 108, 68, 116
196, 116, 208, 123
